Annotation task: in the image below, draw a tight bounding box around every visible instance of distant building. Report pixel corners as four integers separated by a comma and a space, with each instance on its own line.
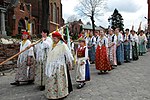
82, 25, 105, 31
69, 19, 83, 36
68, 19, 105, 39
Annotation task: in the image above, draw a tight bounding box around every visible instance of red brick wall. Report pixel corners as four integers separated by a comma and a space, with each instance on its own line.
8, 1, 31, 36
24, 0, 63, 34
0, 44, 20, 69
7, 0, 64, 36
50, 0, 64, 32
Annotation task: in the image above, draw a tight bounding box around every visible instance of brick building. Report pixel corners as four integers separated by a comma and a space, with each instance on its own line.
69, 19, 83, 37
1, 0, 64, 36
68, 19, 105, 39
50, 0, 64, 32
25, 0, 64, 35
7, 0, 33, 36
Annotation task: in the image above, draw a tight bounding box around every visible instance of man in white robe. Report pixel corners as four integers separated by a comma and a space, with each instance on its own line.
34, 29, 52, 91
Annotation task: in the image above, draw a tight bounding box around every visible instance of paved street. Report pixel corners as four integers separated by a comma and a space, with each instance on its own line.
1, 52, 150, 100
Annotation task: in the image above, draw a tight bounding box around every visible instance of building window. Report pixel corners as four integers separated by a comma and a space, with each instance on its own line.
57, 7, 59, 24
50, 3, 53, 21
20, 3, 24, 11
53, 3, 57, 23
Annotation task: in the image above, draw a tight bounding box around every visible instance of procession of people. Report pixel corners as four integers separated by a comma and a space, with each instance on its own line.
8, 25, 149, 100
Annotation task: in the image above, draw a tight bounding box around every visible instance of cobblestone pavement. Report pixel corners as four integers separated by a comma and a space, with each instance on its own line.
1, 52, 150, 100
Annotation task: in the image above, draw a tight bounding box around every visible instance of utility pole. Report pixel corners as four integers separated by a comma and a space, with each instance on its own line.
38, 0, 40, 34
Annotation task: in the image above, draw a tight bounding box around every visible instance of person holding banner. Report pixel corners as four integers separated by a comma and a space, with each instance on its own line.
45, 32, 73, 99
34, 29, 52, 91
10, 32, 35, 86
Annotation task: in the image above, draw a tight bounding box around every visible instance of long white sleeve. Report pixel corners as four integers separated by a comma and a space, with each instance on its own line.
105, 37, 108, 47
113, 35, 117, 44
134, 34, 139, 43
144, 34, 148, 42
120, 33, 123, 42
92, 36, 96, 45
85, 47, 88, 59
41, 37, 52, 49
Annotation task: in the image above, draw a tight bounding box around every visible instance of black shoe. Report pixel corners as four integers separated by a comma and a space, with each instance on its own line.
117, 62, 121, 65
39, 86, 45, 91
77, 83, 85, 89
83, 82, 86, 86
90, 61, 95, 64
98, 71, 102, 75
10, 81, 20, 86
125, 61, 130, 63
27, 80, 34, 85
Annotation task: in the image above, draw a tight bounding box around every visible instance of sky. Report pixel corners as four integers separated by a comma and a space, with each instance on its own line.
61, 0, 148, 31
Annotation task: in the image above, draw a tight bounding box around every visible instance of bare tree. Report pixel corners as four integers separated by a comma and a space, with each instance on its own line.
67, 15, 78, 23
76, 0, 106, 34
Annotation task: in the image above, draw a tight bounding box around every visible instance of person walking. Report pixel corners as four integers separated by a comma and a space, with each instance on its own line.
34, 29, 52, 91
138, 30, 148, 56
95, 30, 112, 74
45, 32, 73, 99
108, 28, 117, 67
124, 29, 132, 62
115, 28, 124, 65
76, 37, 90, 89
10, 32, 35, 86
131, 30, 139, 60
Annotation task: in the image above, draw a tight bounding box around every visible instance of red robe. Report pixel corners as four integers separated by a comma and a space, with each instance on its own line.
95, 45, 112, 71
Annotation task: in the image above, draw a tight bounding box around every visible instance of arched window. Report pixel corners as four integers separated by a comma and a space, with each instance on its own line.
18, 18, 26, 34
57, 7, 59, 24
20, 3, 24, 11
53, 3, 57, 23
50, 3, 53, 21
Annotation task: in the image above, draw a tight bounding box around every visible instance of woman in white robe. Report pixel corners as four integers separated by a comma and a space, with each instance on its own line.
11, 32, 35, 85
45, 32, 74, 99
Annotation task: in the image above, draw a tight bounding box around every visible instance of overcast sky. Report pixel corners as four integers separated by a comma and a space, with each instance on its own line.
62, 0, 148, 31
